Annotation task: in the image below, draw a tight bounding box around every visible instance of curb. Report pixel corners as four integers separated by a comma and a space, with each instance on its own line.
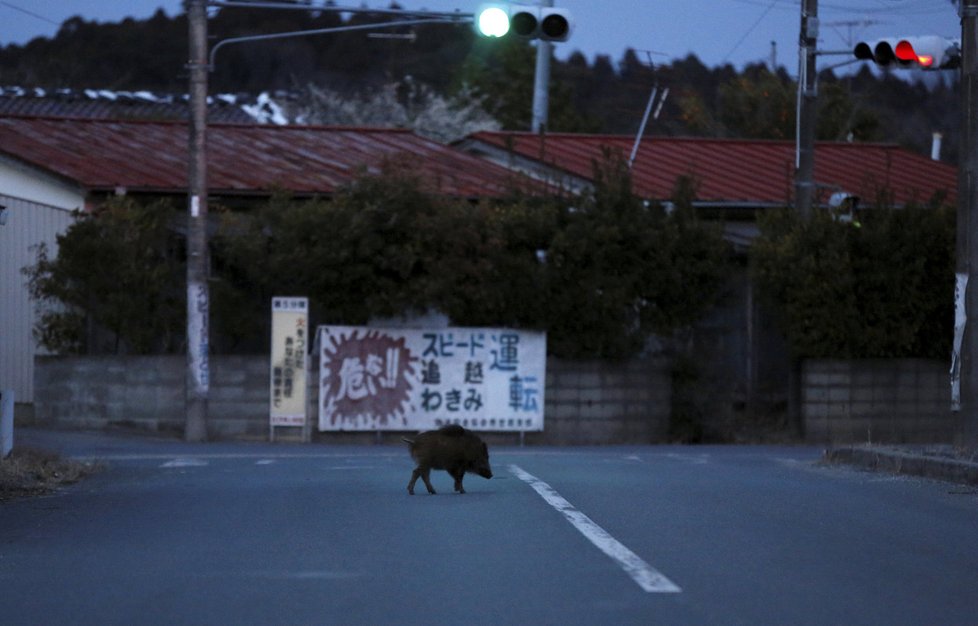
824, 446, 978, 487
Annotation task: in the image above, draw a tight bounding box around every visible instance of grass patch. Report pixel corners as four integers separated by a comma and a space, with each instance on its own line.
0, 447, 102, 502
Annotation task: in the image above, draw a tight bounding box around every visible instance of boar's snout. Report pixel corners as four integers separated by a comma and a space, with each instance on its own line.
475, 442, 493, 479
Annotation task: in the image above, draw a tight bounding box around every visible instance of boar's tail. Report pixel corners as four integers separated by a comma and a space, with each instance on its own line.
401, 436, 415, 445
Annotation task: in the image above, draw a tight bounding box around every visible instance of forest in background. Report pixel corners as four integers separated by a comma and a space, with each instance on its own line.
0, 4, 960, 161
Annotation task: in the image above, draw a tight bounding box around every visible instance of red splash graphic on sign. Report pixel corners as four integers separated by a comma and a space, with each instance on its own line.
321, 330, 417, 427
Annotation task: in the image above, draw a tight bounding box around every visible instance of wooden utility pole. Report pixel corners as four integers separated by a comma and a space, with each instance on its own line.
795, 0, 818, 220
957, 0, 978, 444
185, 0, 209, 442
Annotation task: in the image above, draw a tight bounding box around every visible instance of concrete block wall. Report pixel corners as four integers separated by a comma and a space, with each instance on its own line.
532, 357, 671, 445
32, 355, 673, 444
34, 355, 271, 439
802, 359, 960, 443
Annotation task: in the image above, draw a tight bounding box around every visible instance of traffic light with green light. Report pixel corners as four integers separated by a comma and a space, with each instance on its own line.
475, 3, 573, 42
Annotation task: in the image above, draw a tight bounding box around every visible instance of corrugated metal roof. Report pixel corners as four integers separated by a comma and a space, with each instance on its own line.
463, 132, 958, 207
0, 115, 523, 198
0, 87, 257, 123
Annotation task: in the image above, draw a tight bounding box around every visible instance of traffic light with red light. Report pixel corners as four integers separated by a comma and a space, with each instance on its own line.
853, 36, 960, 70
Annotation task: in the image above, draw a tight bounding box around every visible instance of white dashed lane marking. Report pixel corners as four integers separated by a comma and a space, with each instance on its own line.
509, 464, 682, 594
160, 458, 209, 468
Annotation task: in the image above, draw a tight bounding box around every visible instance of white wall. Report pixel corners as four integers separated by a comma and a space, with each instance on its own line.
0, 157, 84, 211
0, 162, 84, 403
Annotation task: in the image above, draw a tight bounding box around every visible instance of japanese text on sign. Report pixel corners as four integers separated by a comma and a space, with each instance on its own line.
270, 297, 308, 427
318, 326, 546, 432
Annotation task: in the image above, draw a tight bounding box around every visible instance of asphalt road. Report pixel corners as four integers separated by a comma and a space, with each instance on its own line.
2, 429, 977, 625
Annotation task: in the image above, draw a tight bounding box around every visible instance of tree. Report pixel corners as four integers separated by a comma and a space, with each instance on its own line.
23, 198, 184, 354
718, 65, 795, 139
287, 79, 501, 143
433, 196, 557, 330
213, 160, 729, 360
458, 36, 598, 132
543, 152, 730, 358
215, 163, 464, 342
816, 80, 882, 142
750, 202, 955, 358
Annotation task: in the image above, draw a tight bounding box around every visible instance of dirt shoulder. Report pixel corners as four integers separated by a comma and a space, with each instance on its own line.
0, 447, 102, 502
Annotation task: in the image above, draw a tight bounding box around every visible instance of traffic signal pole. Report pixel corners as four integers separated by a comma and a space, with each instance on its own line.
957, 0, 978, 444
795, 0, 817, 220
531, 0, 553, 132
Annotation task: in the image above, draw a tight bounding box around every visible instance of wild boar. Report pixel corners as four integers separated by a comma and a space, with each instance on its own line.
403, 424, 493, 495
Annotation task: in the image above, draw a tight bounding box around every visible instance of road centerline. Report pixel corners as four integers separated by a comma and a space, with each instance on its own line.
508, 464, 681, 594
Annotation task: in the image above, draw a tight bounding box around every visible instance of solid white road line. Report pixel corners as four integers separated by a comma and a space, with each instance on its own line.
508, 464, 682, 594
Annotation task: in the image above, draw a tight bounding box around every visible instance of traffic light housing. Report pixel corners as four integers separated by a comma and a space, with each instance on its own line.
853, 36, 960, 70
474, 3, 573, 42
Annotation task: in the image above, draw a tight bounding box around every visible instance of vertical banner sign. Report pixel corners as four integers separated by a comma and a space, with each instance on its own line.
270, 297, 309, 427
318, 326, 546, 432
951, 273, 968, 411
188, 281, 209, 392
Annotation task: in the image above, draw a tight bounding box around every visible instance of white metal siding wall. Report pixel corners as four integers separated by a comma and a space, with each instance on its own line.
0, 194, 78, 403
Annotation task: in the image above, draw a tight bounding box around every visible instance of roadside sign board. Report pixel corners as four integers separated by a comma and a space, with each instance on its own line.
270, 297, 308, 427
317, 325, 546, 432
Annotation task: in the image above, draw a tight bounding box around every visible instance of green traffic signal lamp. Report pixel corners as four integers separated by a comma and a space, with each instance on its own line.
476, 5, 510, 38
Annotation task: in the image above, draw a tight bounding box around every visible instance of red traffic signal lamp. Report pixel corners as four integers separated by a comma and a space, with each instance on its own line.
475, 3, 573, 42
854, 35, 960, 70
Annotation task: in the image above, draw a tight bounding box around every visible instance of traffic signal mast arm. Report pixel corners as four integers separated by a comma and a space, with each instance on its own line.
208, 2, 573, 46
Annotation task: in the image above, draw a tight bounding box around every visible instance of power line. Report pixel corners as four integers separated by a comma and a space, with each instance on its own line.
724, 0, 779, 63
0, 1, 59, 26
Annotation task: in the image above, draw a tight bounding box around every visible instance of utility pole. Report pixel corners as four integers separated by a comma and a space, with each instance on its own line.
185, 0, 209, 442
531, 0, 553, 133
795, 0, 818, 220
956, 0, 978, 444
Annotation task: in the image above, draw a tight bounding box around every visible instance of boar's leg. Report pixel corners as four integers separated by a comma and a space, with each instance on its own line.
408, 467, 435, 495
407, 469, 419, 495
408, 467, 436, 495
420, 467, 436, 494
450, 467, 466, 494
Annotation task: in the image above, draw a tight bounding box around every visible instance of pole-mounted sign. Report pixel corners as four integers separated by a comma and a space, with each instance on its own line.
270, 297, 309, 438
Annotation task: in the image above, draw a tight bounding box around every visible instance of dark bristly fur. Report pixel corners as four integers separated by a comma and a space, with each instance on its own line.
403, 424, 493, 495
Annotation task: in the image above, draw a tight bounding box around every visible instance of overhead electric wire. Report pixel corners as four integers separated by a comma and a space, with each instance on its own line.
0, 1, 59, 26
723, 0, 779, 63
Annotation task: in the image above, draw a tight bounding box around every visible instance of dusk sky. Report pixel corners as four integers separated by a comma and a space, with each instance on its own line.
0, 0, 963, 73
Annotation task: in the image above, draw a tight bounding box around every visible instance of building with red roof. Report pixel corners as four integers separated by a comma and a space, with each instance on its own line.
458, 131, 957, 210
0, 116, 525, 204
